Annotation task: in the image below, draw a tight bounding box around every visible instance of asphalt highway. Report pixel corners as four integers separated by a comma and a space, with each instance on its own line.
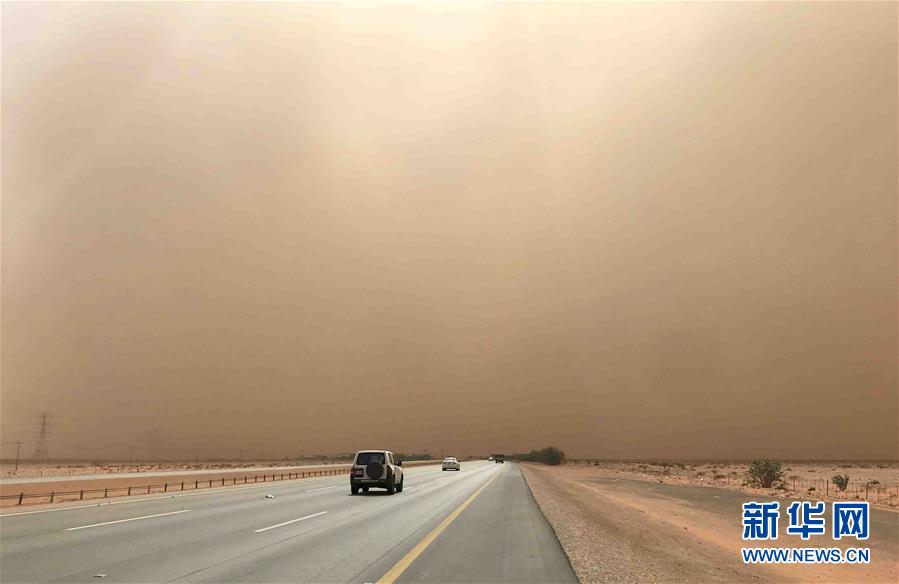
0, 461, 577, 583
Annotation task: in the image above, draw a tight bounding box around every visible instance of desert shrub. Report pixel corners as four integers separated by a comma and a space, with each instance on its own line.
714, 473, 726, 480
831, 474, 849, 491
866, 480, 880, 486
746, 459, 784, 488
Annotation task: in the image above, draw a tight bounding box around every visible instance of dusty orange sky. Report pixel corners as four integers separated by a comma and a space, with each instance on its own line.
2, 2, 896, 461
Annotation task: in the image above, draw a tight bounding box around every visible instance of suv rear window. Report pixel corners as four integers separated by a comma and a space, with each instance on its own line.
355, 452, 386, 465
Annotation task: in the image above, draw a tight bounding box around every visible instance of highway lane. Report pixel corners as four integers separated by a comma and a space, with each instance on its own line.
0, 461, 576, 583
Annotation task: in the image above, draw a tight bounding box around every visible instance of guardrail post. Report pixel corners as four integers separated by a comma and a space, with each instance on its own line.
128, 486, 132, 496
104, 488, 108, 498
80, 490, 84, 500
208, 480, 212, 488
195, 480, 199, 489
165, 483, 168, 492
18, 492, 24, 505
50, 492, 55, 503
147, 485, 151, 494
221, 478, 225, 486
181, 481, 185, 491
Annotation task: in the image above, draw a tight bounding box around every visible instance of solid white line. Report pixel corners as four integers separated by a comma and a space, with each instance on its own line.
254, 511, 327, 533
306, 485, 341, 493
66, 509, 190, 531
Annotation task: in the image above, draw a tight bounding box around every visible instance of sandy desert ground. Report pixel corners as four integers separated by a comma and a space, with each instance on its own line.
0, 459, 442, 507
565, 460, 899, 509
523, 463, 899, 584
0, 459, 349, 479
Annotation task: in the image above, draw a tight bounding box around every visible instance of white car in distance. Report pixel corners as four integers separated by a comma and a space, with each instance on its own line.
442, 456, 461, 471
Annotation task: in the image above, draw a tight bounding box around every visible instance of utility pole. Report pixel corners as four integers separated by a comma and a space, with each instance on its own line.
14, 441, 23, 472
128, 445, 135, 464
33, 413, 51, 460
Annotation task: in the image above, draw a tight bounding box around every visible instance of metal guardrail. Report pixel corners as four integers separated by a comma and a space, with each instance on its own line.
1, 460, 440, 506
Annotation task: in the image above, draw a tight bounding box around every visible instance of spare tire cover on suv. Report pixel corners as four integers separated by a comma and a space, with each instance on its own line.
366, 461, 384, 479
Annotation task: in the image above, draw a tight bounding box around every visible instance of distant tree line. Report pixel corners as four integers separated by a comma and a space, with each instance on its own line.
512, 446, 565, 466
394, 452, 433, 461
322, 453, 434, 461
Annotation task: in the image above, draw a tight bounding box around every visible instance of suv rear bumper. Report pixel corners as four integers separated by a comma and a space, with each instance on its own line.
351, 478, 393, 488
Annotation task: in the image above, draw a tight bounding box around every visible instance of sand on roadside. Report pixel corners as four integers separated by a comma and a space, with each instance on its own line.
565, 460, 899, 510
522, 463, 898, 584
0, 459, 350, 480
0, 460, 440, 507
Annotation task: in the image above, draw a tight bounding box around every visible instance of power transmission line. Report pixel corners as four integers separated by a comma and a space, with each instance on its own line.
32, 413, 51, 460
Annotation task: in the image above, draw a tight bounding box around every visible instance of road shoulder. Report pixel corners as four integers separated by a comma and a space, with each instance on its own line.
522, 464, 791, 583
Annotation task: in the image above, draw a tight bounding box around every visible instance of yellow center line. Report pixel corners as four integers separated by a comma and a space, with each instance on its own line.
377, 471, 500, 584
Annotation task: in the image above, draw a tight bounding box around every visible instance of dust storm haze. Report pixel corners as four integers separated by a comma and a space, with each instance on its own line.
1, 2, 896, 461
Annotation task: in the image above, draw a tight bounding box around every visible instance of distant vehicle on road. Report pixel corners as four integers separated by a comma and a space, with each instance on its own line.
493, 453, 505, 464
442, 456, 461, 471
350, 450, 403, 495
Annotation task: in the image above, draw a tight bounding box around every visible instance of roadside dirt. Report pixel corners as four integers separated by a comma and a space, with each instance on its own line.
523, 464, 898, 584
565, 460, 899, 511
0, 460, 440, 507
0, 459, 349, 479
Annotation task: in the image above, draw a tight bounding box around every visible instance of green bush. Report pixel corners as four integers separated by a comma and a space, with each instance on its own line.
831, 474, 849, 491
746, 459, 784, 488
